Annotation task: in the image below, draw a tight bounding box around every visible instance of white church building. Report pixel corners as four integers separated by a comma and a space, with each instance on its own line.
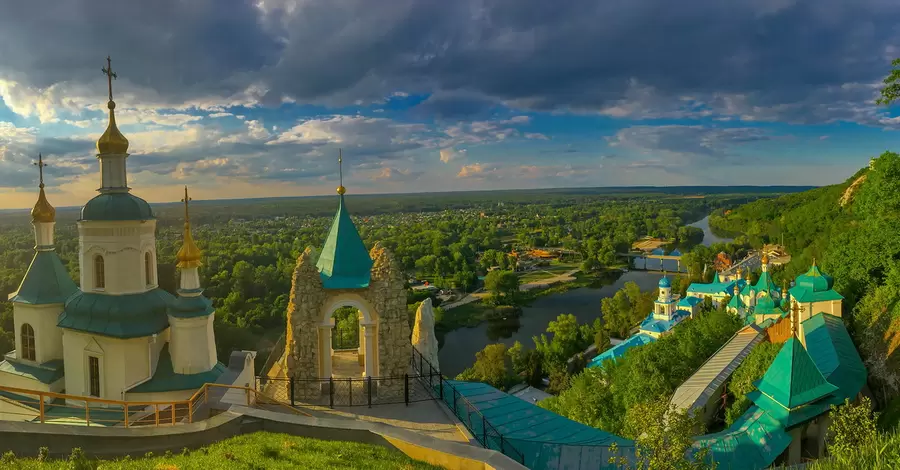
0, 69, 223, 404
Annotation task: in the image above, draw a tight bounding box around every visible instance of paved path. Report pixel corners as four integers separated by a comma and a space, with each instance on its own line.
441, 289, 487, 310
519, 269, 580, 291
297, 399, 470, 443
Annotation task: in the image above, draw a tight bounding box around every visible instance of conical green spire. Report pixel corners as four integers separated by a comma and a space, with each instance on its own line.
755, 337, 837, 409
316, 194, 372, 289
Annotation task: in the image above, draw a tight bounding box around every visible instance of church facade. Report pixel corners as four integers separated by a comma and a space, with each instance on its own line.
0, 63, 222, 404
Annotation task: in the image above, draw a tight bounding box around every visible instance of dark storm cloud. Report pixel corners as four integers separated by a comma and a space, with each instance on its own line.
1, 0, 899, 122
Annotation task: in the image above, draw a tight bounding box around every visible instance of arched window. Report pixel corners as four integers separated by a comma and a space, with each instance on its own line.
144, 252, 153, 286
20, 324, 35, 361
94, 255, 106, 289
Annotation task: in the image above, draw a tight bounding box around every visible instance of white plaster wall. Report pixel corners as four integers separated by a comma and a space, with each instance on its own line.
78, 220, 158, 295
61, 330, 153, 402
800, 300, 842, 321
13, 303, 65, 364
168, 315, 216, 374
0, 370, 63, 394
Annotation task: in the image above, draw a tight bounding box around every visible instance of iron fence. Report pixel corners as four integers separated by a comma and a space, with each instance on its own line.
256, 373, 435, 408
409, 347, 526, 465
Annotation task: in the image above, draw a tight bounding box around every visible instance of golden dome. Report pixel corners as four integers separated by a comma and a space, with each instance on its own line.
761, 253, 769, 264
31, 187, 56, 223
176, 223, 203, 269
96, 101, 129, 154
337, 185, 346, 195
176, 186, 202, 269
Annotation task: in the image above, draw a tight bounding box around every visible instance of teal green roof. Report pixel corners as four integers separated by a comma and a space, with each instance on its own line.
316, 195, 372, 289
803, 313, 867, 402
727, 293, 743, 309
788, 285, 843, 303
9, 251, 78, 305
59, 289, 174, 338
752, 293, 781, 315
128, 344, 225, 393
693, 405, 792, 469
794, 264, 833, 293
168, 293, 215, 318
80, 192, 154, 221
0, 355, 65, 384
754, 271, 777, 294
754, 337, 838, 410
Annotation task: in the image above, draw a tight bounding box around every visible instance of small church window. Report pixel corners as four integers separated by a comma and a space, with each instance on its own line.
21, 324, 36, 361
94, 255, 106, 289
88, 356, 101, 397
144, 252, 153, 286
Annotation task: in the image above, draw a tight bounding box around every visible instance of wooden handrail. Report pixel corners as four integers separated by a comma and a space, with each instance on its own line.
0, 381, 310, 427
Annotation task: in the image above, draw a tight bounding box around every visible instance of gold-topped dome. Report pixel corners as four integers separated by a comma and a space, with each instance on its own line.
761, 252, 769, 265
176, 186, 202, 269
97, 100, 129, 154
31, 187, 56, 223
31, 154, 55, 223
337, 185, 346, 195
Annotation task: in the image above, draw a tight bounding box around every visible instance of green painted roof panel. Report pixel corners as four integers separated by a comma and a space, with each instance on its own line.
316, 195, 372, 289
168, 294, 215, 318
788, 286, 844, 303
128, 344, 226, 393
59, 289, 174, 338
803, 313, 867, 401
80, 192, 154, 221
794, 265, 833, 293
0, 356, 65, 385
9, 251, 78, 305
755, 337, 838, 410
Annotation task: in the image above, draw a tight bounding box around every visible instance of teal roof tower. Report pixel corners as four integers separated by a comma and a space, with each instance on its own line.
316, 150, 372, 289
10, 154, 78, 305
789, 261, 843, 303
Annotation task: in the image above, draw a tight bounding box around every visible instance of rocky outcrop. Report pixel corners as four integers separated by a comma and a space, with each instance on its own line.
412, 298, 440, 370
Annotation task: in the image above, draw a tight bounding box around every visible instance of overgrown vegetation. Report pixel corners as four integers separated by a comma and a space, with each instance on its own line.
708, 151, 900, 409
0, 432, 441, 469
723, 341, 781, 426
541, 309, 741, 437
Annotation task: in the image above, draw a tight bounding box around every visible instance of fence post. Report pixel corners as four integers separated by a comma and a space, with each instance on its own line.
85, 404, 90, 427
482, 415, 487, 446
348, 378, 353, 406
39, 396, 45, 424
289, 377, 295, 406
453, 389, 458, 415
419, 353, 423, 374
439, 375, 444, 401
404, 374, 409, 406
429, 363, 433, 389
367, 376, 372, 408
500, 435, 505, 454
329, 377, 334, 409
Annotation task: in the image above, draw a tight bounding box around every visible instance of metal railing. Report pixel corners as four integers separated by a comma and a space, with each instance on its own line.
257, 373, 435, 408
409, 347, 525, 465
0, 382, 309, 428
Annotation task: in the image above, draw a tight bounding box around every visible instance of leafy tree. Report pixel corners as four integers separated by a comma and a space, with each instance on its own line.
724, 342, 780, 425
484, 270, 519, 304
616, 401, 714, 470
456, 343, 513, 390
827, 397, 879, 462
876, 58, 900, 106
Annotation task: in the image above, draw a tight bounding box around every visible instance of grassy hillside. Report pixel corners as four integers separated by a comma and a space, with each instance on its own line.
709, 152, 900, 415
0, 432, 442, 470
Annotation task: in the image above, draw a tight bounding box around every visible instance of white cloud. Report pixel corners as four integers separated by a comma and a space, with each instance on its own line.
439, 148, 466, 163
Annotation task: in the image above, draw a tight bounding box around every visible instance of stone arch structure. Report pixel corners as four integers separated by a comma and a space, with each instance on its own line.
281, 243, 410, 399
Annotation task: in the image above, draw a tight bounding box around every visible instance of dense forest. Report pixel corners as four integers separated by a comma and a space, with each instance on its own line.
709, 151, 900, 413
0, 188, 790, 367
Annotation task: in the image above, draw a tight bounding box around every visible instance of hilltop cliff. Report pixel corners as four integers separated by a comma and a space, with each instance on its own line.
710, 151, 900, 409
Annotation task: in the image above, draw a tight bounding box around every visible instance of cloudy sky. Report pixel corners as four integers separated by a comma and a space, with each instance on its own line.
1, 0, 900, 209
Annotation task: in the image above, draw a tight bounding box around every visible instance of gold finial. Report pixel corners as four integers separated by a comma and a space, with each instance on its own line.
812, 257, 817, 267
790, 302, 804, 338
97, 56, 129, 155
761, 252, 769, 265
30, 153, 55, 223
336, 148, 346, 195
176, 186, 202, 269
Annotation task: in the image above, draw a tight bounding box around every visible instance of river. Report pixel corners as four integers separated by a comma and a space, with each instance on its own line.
437, 214, 732, 377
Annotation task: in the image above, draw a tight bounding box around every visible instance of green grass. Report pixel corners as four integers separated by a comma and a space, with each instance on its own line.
803, 429, 900, 469
0, 432, 443, 470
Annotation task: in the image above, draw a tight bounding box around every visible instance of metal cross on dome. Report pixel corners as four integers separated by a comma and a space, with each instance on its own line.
101, 56, 117, 102
181, 186, 192, 223
33, 153, 47, 188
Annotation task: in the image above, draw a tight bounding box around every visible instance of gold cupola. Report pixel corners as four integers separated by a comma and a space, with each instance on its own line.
96, 56, 129, 155
31, 154, 55, 223
176, 186, 203, 269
